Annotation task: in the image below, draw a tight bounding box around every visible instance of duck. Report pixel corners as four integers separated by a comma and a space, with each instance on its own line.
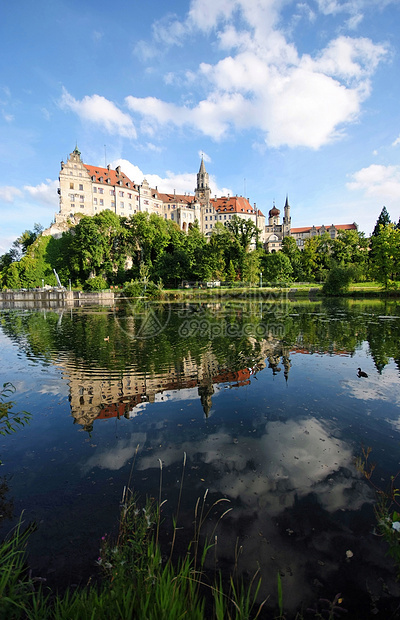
357, 368, 368, 378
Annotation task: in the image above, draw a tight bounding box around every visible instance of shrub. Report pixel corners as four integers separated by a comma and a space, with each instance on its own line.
83, 275, 108, 291
322, 264, 355, 296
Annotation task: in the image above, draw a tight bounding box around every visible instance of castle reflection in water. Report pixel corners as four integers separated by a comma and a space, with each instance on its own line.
62, 338, 292, 431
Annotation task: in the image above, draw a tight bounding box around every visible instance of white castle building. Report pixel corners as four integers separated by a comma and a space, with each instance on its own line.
50, 147, 357, 249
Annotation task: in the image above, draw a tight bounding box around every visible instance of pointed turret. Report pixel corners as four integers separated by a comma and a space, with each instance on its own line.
283, 194, 291, 235
195, 157, 211, 203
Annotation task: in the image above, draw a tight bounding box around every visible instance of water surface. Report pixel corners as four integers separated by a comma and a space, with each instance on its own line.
1, 298, 400, 617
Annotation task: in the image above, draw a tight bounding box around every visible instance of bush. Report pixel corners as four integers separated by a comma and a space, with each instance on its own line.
83, 275, 108, 291
322, 264, 355, 296
123, 279, 144, 298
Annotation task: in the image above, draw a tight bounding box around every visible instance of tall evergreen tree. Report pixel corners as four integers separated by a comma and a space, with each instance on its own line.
372, 206, 391, 237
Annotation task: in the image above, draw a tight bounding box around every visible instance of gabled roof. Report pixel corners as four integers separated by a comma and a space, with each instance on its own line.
211, 195, 263, 216
156, 192, 195, 206
290, 223, 357, 233
84, 164, 135, 188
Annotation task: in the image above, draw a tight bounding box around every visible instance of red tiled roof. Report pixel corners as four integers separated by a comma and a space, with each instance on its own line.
84, 164, 135, 188
211, 196, 259, 215
156, 192, 195, 205
290, 223, 357, 233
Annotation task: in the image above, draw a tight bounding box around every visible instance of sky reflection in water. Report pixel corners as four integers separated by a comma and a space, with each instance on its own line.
0, 299, 400, 615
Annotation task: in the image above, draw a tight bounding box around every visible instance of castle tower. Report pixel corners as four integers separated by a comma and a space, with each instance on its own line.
283, 195, 291, 236
268, 202, 280, 226
195, 157, 211, 203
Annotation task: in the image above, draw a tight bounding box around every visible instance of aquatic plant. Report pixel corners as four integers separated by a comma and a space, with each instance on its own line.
355, 446, 400, 579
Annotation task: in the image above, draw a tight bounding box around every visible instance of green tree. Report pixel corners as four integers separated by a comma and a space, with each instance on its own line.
372, 206, 391, 237
322, 263, 356, 296
281, 236, 305, 281
331, 229, 368, 280
370, 224, 400, 291
260, 251, 293, 284
242, 250, 261, 285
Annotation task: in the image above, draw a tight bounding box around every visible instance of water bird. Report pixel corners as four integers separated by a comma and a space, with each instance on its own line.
357, 368, 368, 378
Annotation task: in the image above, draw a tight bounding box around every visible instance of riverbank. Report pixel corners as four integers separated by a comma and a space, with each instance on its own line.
0, 282, 398, 309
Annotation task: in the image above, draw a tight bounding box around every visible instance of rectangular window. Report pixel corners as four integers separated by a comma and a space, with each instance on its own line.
70, 183, 74, 189
171, 213, 174, 220
80, 195, 84, 202
205, 216, 208, 221
79, 184, 83, 190
128, 193, 132, 199
129, 204, 132, 210
119, 191, 124, 197
110, 189, 115, 196
99, 199, 104, 206
93, 187, 97, 193
71, 203, 75, 209
94, 198, 97, 205
98, 188, 104, 194
120, 202, 124, 208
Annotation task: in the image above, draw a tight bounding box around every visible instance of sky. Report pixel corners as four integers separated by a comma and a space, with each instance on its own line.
1, 0, 400, 253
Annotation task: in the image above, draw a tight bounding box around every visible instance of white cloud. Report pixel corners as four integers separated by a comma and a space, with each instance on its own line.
127, 2, 388, 149
59, 88, 137, 139
0, 185, 23, 203
347, 164, 400, 199
392, 135, 400, 147
24, 179, 58, 206
113, 157, 230, 197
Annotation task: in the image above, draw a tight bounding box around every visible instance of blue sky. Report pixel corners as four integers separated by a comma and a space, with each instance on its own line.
1, 0, 400, 253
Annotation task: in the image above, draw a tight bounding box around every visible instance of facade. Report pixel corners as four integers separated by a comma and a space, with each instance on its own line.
52, 147, 356, 248
54, 147, 265, 239
290, 223, 358, 248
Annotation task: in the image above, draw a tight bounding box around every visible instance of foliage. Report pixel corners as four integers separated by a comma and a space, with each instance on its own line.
355, 447, 400, 580
322, 264, 356, 296
83, 275, 108, 291
260, 251, 293, 285
0, 459, 266, 619
372, 206, 391, 237
369, 224, 400, 291
0, 383, 31, 440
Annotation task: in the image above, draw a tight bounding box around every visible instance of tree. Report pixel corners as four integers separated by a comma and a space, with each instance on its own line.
242, 250, 262, 285
370, 223, 400, 291
322, 263, 356, 296
260, 252, 293, 284
372, 206, 391, 237
330, 229, 368, 280
281, 236, 305, 281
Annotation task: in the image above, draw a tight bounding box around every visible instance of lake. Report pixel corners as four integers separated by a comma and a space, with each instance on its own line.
1, 295, 400, 617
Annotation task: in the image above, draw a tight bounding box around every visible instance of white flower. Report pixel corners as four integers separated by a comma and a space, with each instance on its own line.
392, 521, 400, 532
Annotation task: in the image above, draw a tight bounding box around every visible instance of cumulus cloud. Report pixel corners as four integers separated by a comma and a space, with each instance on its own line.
347, 164, 400, 199
0, 185, 23, 203
112, 157, 231, 197
59, 88, 137, 139
127, 1, 388, 149
24, 179, 58, 206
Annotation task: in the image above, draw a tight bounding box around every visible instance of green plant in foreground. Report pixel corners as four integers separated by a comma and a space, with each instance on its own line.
355, 446, 400, 579
0, 383, 31, 438
0, 452, 267, 619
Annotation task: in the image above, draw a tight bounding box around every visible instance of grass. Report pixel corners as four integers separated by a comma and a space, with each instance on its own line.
0, 454, 268, 620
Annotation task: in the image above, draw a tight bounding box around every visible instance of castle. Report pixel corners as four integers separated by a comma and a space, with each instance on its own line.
52, 147, 357, 249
